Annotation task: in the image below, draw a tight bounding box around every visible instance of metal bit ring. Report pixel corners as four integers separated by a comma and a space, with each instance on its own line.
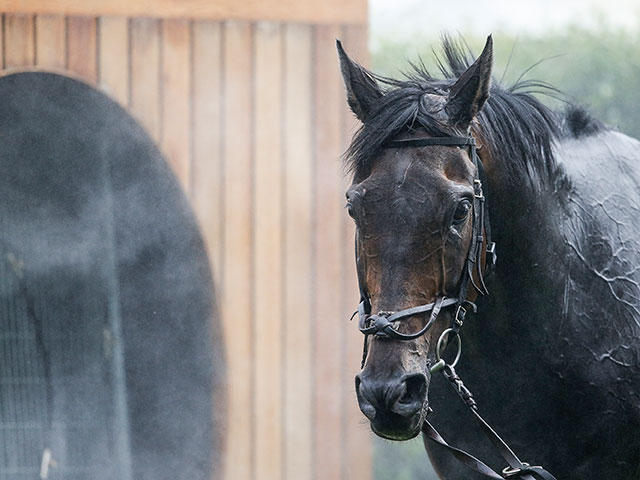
435, 328, 461, 368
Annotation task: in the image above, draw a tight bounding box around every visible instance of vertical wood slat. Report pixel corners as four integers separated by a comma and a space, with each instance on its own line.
161, 19, 191, 193
130, 18, 161, 142
313, 24, 345, 480
283, 24, 313, 480
0, 15, 3, 69
67, 16, 97, 83
35, 15, 65, 68
4, 14, 34, 68
254, 21, 283, 480
190, 22, 225, 479
192, 20, 223, 287
98, 16, 128, 105
222, 20, 253, 480
340, 24, 373, 480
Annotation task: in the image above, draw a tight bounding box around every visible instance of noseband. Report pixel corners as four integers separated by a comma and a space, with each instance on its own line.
355, 134, 496, 367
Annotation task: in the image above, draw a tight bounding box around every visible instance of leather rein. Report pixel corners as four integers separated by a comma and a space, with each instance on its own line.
352, 134, 556, 480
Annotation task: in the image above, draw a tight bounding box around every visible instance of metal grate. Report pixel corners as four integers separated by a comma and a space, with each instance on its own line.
0, 203, 131, 480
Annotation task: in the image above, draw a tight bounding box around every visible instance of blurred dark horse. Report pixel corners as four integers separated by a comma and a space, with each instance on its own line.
338, 36, 640, 479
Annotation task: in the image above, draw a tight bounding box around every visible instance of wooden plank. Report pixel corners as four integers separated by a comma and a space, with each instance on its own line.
35, 15, 65, 68
98, 16, 128, 105
67, 16, 97, 83
313, 24, 345, 480
1, 0, 367, 25
190, 22, 224, 477
4, 14, 35, 68
221, 20, 253, 480
253, 21, 283, 480
191, 20, 223, 286
283, 23, 313, 480
130, 18, 161, 142
0, 15, 3, 69
340, 24, 373, 480
160, 19, 191, 193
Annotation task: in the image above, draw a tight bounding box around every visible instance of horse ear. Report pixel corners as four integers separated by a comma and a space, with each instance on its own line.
445, 35, 493, 128
336, 39, 382, 122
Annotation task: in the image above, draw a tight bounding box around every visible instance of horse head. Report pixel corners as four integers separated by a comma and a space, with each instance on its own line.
339, 36, 494, 441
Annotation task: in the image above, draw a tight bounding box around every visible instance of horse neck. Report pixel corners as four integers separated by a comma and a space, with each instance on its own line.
474, 144, 569, 355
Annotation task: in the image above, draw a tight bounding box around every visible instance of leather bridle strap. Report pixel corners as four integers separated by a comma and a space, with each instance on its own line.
355, 134, 494, 355
422, 365, 557, 480
422, 421, 504, 480
357, 296, 459, 340
387, 137, 476, 148
422, 421, 556, 480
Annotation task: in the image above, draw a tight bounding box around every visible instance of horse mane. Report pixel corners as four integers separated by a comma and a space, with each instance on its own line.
345, 37, 607, 187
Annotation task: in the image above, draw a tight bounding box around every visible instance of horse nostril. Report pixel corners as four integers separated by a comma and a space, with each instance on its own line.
393, 374, 427, 417
355, 374, 377, 421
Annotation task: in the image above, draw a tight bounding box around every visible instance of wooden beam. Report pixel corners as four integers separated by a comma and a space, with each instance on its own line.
1, 0, 367, 25
35, 15, 65, 68
130, 18, 161, 141
313, 24, 345, 480
66, 16, 97, 83
160, 18, 191, 193
191, 20, 223, 286
190, 24, 226, 478
221, 20, 253, 480
283, 23, 313, 480
254, 21, 283, 480
98, 16, 128, 105
4, 14, 35, 68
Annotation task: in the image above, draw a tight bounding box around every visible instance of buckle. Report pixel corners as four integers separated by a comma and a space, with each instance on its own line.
454, 305, 466, 326
486, 242, 497, 266
473, 179, 484, 199
502, 463, 535, 478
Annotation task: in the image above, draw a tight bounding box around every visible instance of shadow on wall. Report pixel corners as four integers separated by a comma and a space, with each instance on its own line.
0, 72, 224, 480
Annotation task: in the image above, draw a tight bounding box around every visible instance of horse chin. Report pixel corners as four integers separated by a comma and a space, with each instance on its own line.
370, 418, 423, 441
369, 405, 427, 441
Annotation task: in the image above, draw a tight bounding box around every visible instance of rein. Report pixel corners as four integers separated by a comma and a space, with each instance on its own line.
352, 134, 556, 480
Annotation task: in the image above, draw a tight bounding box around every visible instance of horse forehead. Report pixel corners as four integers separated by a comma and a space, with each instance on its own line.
366, 147, 474, 191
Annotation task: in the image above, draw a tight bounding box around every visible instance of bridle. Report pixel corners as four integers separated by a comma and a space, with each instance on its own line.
355, 135, 496, 369
351, 134, 557, 480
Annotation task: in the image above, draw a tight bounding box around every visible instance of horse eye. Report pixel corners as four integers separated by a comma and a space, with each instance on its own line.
452, 199, 472, 223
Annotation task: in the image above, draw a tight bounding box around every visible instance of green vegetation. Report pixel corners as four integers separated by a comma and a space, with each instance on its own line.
372, 25, 640, 139
373, 435, 437, 480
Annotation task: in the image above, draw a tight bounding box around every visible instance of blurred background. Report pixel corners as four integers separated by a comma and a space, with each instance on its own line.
372, 0, 640, 140
0, 0, 638, 479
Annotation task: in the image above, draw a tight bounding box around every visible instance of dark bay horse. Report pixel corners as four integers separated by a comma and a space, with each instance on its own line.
338, 36, 640, 479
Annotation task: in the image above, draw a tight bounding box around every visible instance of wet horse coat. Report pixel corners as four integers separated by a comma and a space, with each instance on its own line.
340, 39, 640, 479
426, 128, 640, 480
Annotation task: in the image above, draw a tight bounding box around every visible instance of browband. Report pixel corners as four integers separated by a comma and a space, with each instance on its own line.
387, 136, 476, 148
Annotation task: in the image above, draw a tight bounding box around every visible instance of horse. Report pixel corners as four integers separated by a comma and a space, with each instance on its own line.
337, 36, 640, 479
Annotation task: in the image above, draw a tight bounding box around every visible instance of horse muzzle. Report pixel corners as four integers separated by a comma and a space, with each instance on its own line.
355, 371, 428, 440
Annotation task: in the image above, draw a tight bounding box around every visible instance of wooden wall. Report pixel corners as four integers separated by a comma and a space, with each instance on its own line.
0, 9, 371, 480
